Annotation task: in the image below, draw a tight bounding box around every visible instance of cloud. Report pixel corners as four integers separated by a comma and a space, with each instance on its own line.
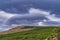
0, 27, 11, 32
0, 11, 17, 31
6, 8, 60, 26
6, 8, 48, 25
0, 0, 60, 31
0, 11, 16, 18
0, 0, 60, 14
0, 8, 60, 31
29, 8, 50, 15
27, 8, 60, 26
46, 14, 60, 22
38, 22, 46, 26
29, 8, 60, 22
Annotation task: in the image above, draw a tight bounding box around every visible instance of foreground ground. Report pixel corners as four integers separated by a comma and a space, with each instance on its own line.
0, 27, 59, 40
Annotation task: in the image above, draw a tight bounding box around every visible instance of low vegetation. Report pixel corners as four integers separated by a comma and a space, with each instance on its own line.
0, 26, 59, 40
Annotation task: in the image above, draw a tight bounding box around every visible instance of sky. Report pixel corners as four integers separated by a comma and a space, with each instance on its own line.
0, 0, 60, 31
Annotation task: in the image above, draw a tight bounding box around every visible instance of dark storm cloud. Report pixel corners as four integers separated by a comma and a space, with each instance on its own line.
6, 14, 47, 25
0, 8, 59, 31
0, 0, 60, 31
0, 0, 60, 15
5, 8, 48, 25
5, 8, 60, 26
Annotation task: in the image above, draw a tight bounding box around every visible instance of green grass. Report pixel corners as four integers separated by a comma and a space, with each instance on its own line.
0, 27, 58, 40
57, 28, 60, 40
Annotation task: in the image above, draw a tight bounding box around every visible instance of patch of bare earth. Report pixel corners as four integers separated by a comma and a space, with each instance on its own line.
0, 26, 33, 34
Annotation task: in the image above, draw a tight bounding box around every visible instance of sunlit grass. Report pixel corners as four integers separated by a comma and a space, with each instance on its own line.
0, 27, 59, 40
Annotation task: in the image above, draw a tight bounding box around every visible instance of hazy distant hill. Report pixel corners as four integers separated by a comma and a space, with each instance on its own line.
0, 26, 33, 34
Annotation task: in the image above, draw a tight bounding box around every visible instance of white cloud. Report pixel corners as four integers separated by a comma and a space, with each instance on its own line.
0, 11, 17, 18
3, 8, 60, 26
8, 8, 60, 26
0, 28, 11, 32
38, 22, 44, 26
46, 14, 60, 22
29, 8, 50, 15
0, 11, 18, 24
0, 8, 60, 31
29, 8, 60, 22
43, 19, 47, 22
28, 8, 60, 26
38, 22, 47, 26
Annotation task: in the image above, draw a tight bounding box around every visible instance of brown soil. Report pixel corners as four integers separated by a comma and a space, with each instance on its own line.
0, 26, 33, 34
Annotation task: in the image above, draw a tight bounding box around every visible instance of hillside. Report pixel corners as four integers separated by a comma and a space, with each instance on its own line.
0, 26, 33, 34
0, 27, 59, 40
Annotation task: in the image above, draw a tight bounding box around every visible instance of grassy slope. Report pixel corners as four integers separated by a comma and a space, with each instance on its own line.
57, 28, 60, 40
0, 27, 58, 40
